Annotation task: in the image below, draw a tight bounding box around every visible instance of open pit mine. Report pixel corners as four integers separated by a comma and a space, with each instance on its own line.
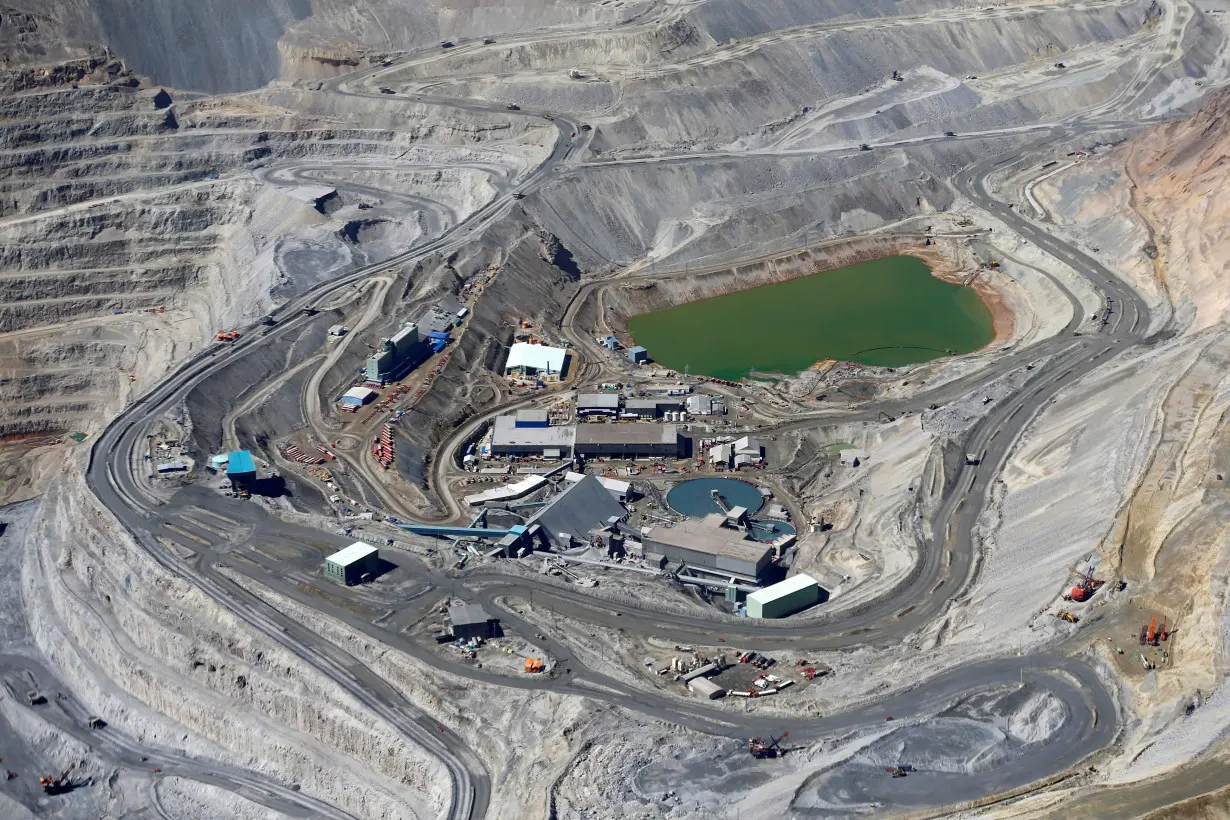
3, 0, 1230, 818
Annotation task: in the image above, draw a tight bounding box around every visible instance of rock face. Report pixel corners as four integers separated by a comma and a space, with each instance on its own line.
1036, 88, 1230, 334
0, 53, 536, 503
1116, 89, 1230, 332
90, 0, 313, 93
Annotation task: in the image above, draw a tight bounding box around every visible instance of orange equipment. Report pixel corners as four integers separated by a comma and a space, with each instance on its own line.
215, 329, 239, 342
1064, 566, 1103, 602
524, 658, 544, 673
1146, 615, 1158, 645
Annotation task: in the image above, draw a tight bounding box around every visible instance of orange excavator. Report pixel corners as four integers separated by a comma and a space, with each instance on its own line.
215, 329, 239, 343
1063, 566, 1103, 602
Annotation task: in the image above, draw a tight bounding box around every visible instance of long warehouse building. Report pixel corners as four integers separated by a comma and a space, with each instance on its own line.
575, 423, 681, 458
746, 574, 821, 618
488, 416, 681, 459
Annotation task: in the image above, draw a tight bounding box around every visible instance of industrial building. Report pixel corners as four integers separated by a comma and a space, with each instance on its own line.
465, 474, 547, 506
733, 436, 764, 468
745, 574, 820, 618
448, 602, 496, 639
526, 474, 627, 550
365, 322, 429, 385
564, 471, 630, 501
328, 324, 348, 337
225, 450, 257, 488
642, 512, 774, 582
489, 414, 575, 458
687, 394, 725, 416
627, 345, 649, 364
575, 423, 681, 459
576, 393, 620, 417
504, 342, 567, 382
514, 408, 549, 428
324, 542, 379, 585
622, 397, 682, 419
687, 677, 726, 699
340, 386, 377, 410
487, 416, 680, 460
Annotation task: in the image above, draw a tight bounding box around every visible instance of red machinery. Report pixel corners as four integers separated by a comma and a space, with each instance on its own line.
749, 731, 789, 759
1063, 566, 1103, 602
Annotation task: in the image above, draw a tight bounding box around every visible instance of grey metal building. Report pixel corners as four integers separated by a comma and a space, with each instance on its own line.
576, 393, 620, 417
642, 514, 773, 581
448, 602, 496, 639
490, 414, 576, 458
526, 474, 628, 550
574, 423, 680, 458
365, 322, 429, 385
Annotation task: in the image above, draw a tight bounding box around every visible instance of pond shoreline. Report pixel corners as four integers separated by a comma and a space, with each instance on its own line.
625, 251, 999, 378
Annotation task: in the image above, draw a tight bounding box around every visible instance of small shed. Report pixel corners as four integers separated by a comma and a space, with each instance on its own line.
627, 345, 649, 364
687, 677, 726, 699
602, 335, 619, 349
325, 542, 379, 585
328, 324, 348, 337
448, 602, 496, 640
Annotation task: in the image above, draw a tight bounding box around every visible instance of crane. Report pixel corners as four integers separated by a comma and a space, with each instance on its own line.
749, 731, 789, 759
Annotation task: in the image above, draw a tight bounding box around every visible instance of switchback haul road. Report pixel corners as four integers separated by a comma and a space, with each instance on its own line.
77, 28, 1180, 820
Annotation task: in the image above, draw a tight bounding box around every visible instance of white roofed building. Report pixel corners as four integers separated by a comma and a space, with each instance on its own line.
504, 343, 568, 382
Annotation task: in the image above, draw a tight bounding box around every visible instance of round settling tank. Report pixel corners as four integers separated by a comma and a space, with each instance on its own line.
666, 477, 764, 518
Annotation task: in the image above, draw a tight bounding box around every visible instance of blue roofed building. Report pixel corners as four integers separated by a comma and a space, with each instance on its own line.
226, 450, 257, 487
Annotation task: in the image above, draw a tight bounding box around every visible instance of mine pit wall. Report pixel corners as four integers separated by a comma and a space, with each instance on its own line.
0, 58, 536, 502
235, 569, 598, 820
23, 469, 449, 819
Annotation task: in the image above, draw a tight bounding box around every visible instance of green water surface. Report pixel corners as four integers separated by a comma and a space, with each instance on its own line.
627, 256, 994, 380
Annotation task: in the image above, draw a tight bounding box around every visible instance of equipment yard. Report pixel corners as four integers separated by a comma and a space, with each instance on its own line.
3, 1, 1230, 819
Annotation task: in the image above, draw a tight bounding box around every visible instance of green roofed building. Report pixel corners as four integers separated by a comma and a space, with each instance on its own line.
325, 542, 379, 585
745, 573, 820, 619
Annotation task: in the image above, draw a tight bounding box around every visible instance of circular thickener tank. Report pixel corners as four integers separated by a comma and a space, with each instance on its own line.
666, 477, 765, 518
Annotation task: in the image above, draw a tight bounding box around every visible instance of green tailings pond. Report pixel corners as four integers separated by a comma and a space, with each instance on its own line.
627, 256, 994, 380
